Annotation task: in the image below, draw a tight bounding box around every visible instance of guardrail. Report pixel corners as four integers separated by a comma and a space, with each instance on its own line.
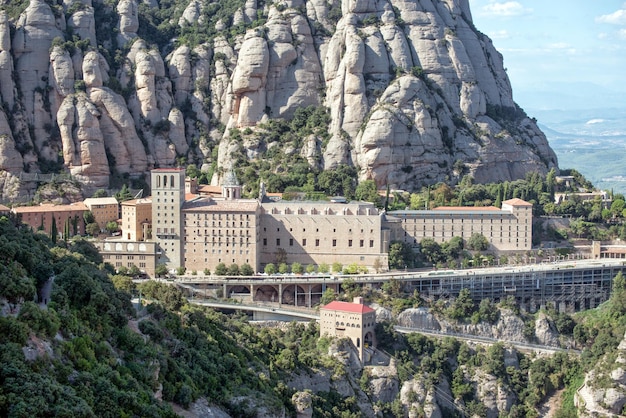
394, 326, 580, 355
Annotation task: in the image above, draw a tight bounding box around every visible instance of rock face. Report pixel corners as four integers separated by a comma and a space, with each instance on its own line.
576, 331, 626, 417
0, 0, 558, 200
397, 307, 565, 348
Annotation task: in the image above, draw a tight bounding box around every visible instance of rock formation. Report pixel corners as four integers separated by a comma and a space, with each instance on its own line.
576, 331, 626, 417
0, 0, 558, 200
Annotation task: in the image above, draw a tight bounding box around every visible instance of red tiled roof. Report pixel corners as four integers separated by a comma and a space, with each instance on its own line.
433, 206, 500, 211
12, 202, 88, 213
152, 168, 185, 172
503, 198, 532, 207
197, 185, 222, 194
322, 300, 374, 314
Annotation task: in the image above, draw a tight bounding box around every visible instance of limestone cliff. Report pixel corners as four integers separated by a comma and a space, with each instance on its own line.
0, 0, 557, 199
576, 331, 626, 417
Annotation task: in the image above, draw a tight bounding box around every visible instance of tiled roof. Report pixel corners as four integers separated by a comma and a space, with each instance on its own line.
152, 168, 185, 172
0, 204, 10, 212
321, 300, 374, 314
502, 198, 533, 207
122, 198, 152, 206
197, 185, 222, 194
433, 206, 500, 211
84, 197, 119, 206
12, 202, 89, 213
182, 197, 259, 212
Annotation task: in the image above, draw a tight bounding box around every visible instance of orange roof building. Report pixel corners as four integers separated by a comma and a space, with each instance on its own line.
13, 202, 88, 239
320, 297, 376, 362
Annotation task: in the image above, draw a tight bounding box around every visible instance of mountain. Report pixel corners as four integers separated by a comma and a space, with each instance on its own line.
0, 0, 558, 200
533, 108, 626, 194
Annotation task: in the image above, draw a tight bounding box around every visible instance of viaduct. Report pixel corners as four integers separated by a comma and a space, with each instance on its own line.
173, 259, 626, 313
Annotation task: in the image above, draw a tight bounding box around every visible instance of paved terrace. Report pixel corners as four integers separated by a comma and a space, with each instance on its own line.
172, 259, 626, 312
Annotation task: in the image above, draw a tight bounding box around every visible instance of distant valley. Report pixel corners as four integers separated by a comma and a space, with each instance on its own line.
534, 107, 626, 194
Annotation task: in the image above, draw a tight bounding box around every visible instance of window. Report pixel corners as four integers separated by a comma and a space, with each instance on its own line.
360, 239, 364, 247
332, 239, 336, 247
348, 239, 352, 247
302, 238, 306, 246
369, 240, 374, 247
276, 238, 280, 246
289, 238, 294, 246
315, 239, 320, 247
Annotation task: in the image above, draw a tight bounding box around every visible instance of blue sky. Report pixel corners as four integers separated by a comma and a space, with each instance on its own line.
467, 1, 626, 110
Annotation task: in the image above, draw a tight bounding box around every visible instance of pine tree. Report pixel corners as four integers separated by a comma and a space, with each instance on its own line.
50, 217, 57, 243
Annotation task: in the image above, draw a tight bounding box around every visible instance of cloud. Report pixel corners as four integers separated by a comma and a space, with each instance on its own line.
596, 7, 626, 25
620, 28, 626, 40
481, 1, 533, 17
488, 30, 510, 39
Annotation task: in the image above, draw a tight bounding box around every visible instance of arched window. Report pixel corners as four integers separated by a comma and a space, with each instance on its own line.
163, 175, 168, 187
170, 175, 174, 188
356, 338, 360, 348
157, 175, 161, 188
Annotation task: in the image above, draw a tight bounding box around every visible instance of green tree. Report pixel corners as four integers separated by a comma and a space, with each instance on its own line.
466, 233, 489, 251
354, 180, 380, 205
447, 288, 475, 320
227, 264, 240, 276
306, 264, 316, 273
155, 263, 168, 277
319, 263, 330, 274
331, 262, 343, 273
203, 268, 211, 275
240, 263, 254, 276
83, 210, 95, 225
264, 263, 276, 274
105, 221, 119, 234
111, 274, 135, 293
50, 217, 58, 243
215, 263, 227, 275
320, 288, 336, 305
291, 262, 303, 274
85, 222, 100, 237
115, 184, 133, 202
420, 238, 443, 264
278, 263, 290, 274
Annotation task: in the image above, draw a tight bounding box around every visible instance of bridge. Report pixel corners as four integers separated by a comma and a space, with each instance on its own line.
183, 299, 579, 354
174, 259, 626, 313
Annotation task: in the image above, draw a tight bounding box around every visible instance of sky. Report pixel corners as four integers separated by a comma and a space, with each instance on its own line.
467, 1, 626, 111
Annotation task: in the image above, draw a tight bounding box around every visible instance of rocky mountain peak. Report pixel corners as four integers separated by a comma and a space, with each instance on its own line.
0, 0, 557, 200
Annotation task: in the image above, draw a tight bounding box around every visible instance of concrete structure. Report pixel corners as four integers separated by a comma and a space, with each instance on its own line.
320, 297, 376, 362
12, 202, 88, 238
152, 168, 186, 269
94, 240, 157, 276
121, 198, 152, 241
83, 197, 120, 227
386, 198, 533, 252
260, 200, 389, 271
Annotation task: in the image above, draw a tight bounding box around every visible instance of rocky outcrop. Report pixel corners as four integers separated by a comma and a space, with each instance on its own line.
0, 0, 557, 200
397, 307, 564, 347
576, 332, 626, 417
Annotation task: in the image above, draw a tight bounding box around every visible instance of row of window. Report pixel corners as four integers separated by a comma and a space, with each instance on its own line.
263, 238, 375, 248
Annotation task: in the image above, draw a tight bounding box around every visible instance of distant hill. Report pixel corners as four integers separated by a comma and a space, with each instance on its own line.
534, 108, 626, 194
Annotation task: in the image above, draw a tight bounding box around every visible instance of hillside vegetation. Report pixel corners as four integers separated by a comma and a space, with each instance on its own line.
2, 213, 626, 416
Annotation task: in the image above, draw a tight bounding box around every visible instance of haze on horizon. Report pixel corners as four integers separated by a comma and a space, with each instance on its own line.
468, 1, 626, 111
